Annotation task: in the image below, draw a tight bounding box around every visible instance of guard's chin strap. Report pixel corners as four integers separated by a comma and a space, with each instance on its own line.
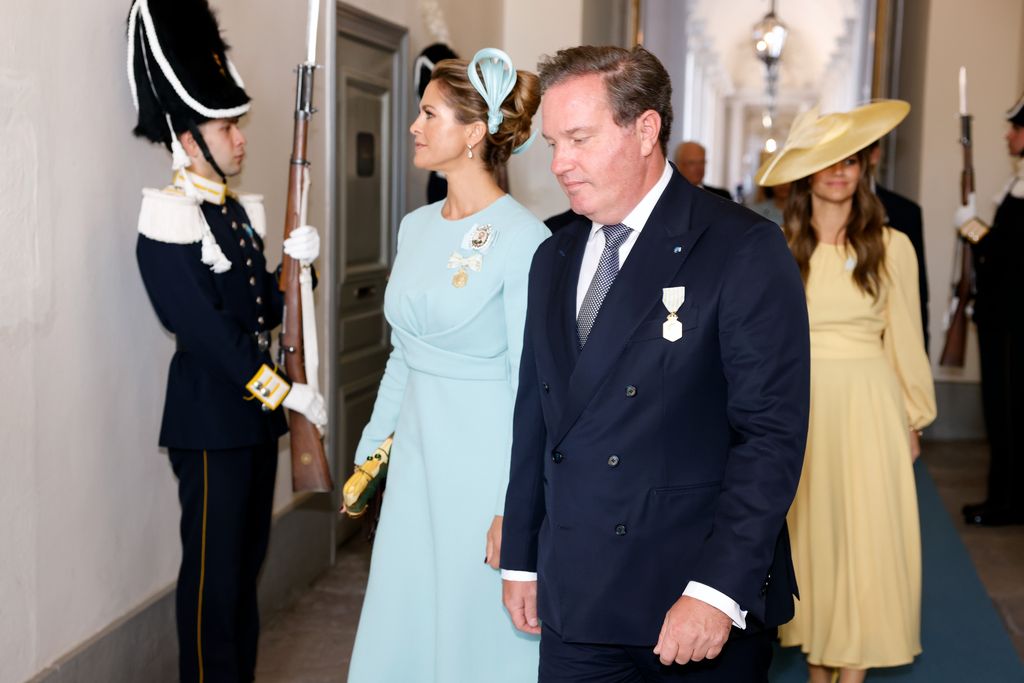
186, 120, 228, 184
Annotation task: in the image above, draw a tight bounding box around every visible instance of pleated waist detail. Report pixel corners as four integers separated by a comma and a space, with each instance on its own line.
401, 334, 508, 381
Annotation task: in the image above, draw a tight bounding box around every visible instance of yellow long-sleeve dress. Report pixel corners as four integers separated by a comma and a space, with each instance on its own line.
779, 228, 937, 669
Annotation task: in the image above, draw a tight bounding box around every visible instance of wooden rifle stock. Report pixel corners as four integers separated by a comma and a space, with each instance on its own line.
938, 239, 971, 367
939, 114, 976, 368
280, 63, 333, 492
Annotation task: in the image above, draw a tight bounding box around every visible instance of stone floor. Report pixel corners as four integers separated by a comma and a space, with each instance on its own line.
254, 538, 371, 682
255, 440, 1024, 681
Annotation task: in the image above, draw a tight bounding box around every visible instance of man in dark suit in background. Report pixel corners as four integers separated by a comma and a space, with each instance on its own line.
501, 45, 810, 682
869, 141, 930, 351
675, 140, 732, 200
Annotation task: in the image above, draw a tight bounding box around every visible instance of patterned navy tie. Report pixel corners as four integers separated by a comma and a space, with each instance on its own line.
577, 223, 633, 347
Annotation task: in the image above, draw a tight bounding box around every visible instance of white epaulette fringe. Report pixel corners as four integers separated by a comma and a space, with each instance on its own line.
236, 193, 267, 238
1009, 158, 1024, 199
137, 187, 232, 273
138, 188, 205, 244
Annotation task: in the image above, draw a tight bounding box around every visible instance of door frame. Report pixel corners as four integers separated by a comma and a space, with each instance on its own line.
327, 3, 408, 557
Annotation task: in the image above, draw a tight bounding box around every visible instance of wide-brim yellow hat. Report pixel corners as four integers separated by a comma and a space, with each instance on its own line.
755, 100, 910, 186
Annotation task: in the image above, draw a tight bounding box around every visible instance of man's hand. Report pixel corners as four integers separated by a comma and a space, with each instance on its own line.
653, 595, 732, 666
909, 429, 921, 461
485, 515, 502, 570
502, 579, 541, 635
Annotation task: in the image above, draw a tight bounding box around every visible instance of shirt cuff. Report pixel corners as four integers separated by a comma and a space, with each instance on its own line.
500, 569, 538, 581
682, 581, 747, 630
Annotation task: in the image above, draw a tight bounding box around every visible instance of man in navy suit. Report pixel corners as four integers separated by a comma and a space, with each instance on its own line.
501, 45, 810, 682
869, 141, 930, 352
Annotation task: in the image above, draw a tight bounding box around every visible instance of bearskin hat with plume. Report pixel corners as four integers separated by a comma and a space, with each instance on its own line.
127, 0, 250, 150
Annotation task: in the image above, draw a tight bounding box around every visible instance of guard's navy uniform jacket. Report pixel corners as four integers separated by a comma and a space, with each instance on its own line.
137, 175, 288, 449
971, 161, 1024, 524
136, 172, 288, 682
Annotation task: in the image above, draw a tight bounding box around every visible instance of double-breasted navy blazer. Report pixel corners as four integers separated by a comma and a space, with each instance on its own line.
502, 167, 810, 645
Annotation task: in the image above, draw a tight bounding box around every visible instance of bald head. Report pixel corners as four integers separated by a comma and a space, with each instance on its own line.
674, 141, 706, 186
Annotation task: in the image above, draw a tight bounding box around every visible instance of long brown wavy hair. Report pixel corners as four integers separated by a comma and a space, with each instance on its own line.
782, 148, 888, 299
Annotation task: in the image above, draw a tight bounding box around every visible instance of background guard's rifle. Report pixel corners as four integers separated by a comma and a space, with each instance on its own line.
279, 6, 333, 492
939, 112, 988, 367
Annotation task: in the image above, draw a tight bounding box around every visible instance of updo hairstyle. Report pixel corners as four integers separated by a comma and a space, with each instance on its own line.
429, 58, 541, 170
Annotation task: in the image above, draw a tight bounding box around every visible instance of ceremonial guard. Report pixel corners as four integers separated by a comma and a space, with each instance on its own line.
962, 94, 1024, 526
126, 1, 326, 680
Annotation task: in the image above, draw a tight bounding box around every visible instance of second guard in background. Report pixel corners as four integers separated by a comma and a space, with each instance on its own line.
126, 1, 326, 680
960, 93, 1024, 526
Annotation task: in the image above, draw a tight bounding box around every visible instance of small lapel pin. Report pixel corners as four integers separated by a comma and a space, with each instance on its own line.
673, 245, 683, 254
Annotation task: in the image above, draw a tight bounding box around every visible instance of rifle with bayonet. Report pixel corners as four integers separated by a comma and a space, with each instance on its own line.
279, 1, 333, 491
939, 73, 990, 368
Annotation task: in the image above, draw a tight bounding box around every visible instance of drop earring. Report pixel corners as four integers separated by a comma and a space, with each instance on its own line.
466, 144, 474, 159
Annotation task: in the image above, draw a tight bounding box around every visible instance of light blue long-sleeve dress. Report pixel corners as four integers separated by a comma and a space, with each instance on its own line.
346, 195, 549, 683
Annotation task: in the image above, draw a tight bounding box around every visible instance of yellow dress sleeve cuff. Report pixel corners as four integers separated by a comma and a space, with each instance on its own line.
246, 364, 291, 410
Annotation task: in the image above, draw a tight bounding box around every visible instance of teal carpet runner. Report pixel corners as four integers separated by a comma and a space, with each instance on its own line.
770, 462, 1023, 682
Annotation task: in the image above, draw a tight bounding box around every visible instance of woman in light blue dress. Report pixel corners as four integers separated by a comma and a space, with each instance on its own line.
346, 49, 548, 683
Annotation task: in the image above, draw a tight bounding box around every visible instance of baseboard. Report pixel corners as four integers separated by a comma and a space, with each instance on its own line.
27, 494, 335, 683
927, 380, 986, 441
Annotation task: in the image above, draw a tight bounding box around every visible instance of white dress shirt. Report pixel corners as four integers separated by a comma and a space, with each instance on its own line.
502, 161, 748, 630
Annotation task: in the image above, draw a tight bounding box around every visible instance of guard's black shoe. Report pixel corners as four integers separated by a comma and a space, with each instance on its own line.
961, 500, 989, 517
964, 506, 1024, 526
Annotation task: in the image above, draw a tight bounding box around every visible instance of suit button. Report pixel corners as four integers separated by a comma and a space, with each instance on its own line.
552, 450, 564, 464
257, 316, 265, 325
614, 524, 627, 536
607, 455, 620, 467
256, 296, 263, 305
246, 258, 253, 267
542, 382, 550, 393
249, 276, 256, 286
239, 237, 246, 247
625, 385, 637, 397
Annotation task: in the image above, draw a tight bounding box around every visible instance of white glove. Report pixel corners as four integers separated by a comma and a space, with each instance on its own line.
954, 193, 977, 229
283, 225, 320, 266
282, 382, 327, 428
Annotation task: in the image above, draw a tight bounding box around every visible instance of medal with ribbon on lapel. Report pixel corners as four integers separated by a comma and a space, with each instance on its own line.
662, 286, 685, 341
447, 251, 482, 288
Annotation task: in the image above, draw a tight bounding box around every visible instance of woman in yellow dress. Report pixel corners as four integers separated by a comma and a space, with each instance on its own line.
756, 101, 937, 683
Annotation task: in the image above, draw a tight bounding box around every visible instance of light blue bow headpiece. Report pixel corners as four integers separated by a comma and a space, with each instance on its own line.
467, 48, 537, 155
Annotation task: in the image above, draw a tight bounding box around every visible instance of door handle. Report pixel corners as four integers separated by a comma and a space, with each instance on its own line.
355, 285, 377, 299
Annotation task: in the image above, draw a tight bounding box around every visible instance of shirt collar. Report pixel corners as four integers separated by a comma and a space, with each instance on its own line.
173, 169, 228, 205
589, 160, 672, 241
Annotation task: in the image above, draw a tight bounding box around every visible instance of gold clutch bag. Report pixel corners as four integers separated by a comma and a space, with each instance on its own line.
341, 435, 393, 519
